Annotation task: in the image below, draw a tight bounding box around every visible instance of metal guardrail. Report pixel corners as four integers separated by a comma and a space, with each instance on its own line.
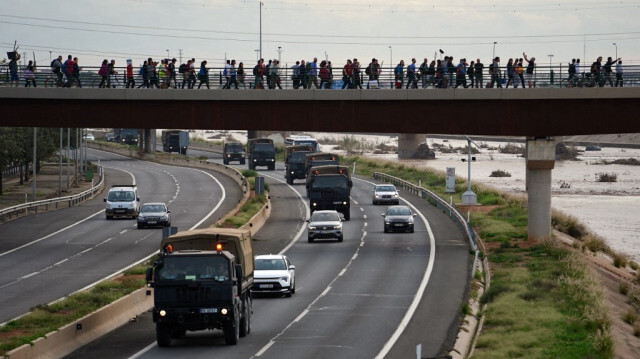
1, 64, 639, 89
372, 171, 480, 277
0, 166, 104, 221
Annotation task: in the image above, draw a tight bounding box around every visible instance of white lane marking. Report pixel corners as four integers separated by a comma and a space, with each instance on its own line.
363, 215, 367, 220
351, 198, 359, 205
364, 222, 367, 227
338, 268, 347, 276
255, 171, 310, 255
20, 272, 38, 280
294, 309, 310, 323
54, 259, 68, 266
128, 342, 157, 359
253, 223, 369, 358
354, 177, 436, 359
0, 166, 137, 258
189, 168, 226, 229
360, 207, 364, 212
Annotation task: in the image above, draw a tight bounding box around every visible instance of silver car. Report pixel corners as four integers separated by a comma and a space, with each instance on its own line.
307, 210, 344, 243
372, 184, 400, 205
137, 202, 171, 229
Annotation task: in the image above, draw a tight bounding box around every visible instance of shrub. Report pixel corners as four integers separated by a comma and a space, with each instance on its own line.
619, 281, 630, 295
590, 328, 615, 356
498, 143, 525, 154
630, 261, 639, 271
595, 172, 617, 182
634, 322, 640, 337
489, 169, 511, 178
583, 235, 609, 254
623, 308, 638, 324
479, 281, 510, 304
613, 253, 628, 268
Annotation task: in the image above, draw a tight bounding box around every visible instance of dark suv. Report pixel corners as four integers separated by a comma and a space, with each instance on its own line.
223, 142, 246, 165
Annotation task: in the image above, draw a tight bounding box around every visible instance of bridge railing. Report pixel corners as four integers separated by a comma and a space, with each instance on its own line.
1, 63, 639, 89
0, 166, 104, 222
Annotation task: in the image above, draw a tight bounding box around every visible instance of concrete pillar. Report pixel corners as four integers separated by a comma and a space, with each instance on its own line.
397, 133, 425, 159
526, 137, 559, 241
144, 129, 152, 153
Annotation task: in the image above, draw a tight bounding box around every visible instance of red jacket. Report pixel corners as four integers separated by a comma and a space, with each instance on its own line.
319, 67, 329, 79
127, 64, 133, 78
343, 64, 353, 77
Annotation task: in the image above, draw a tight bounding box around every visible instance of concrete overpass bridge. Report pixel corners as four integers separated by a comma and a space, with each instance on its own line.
2, 87, 639, 240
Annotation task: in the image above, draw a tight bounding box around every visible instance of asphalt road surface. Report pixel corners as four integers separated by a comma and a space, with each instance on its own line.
65, 149, 470, 359
0, 148, 242, 324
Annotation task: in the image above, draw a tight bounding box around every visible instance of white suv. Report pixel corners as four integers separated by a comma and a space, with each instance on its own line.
372, 184, 400, 205
104, 185, 140, 220
252, 255, 296, 297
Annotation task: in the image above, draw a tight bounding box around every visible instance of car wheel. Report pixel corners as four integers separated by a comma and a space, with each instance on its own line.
338, 235, 343, 242
291, 280, 296, 294
156, 324, 172, 347
308, 236, 314, 243
410, 227, 415, 233
137, 223, 143, 229
106, 215, 112, 220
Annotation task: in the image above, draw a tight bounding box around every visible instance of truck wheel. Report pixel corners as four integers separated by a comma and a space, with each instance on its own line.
156, 324, 172, 347
223, 310, 240, 345
223, 159, 229, 165
240, 297, 251, 337
343, 209, 351, 221
268, 163, 275, 171
286, 176, 293, 185
240, 159, 246, 165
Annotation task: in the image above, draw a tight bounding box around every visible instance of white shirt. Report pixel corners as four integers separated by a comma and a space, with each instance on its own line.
575, 63, 581, 74
615, 62, 623, 74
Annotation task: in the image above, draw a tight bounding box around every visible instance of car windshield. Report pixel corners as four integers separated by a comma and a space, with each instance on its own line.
310, 176, 348, 189
376, 186, 396, 192
227, 144, 243, 152
387, 207, 411, 216
157, 256, 229, 281
107, 190, 135, 202
311, 212, 340, 222
141, 205, 165, 213
255, 258, 287, 271
289, 152, 307, 163
254, 143, 274, 152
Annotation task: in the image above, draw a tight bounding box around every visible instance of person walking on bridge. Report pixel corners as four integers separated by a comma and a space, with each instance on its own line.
253, 59, 265, 89
523, 53, 535, 88
307, 57, 320, 89
342, 59, 353, 89
72, 57, 82, 88
489, 57, 502, 88
474, 59, 484, 88
394, 60, 404, 89
406, 58, 417, 89
615, 59, 623, 87
126, 59, 135, 88
23, 60, 36, 87
8, 53, 20, 87
603, 56, 621, 87
98, 59, 109, 88
197, 60, 209, 89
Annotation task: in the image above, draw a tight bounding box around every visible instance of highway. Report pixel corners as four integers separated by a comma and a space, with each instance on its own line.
0, 148, 242, 324
65, 147, 471, 359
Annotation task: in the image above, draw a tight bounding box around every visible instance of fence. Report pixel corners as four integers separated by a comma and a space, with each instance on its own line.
372, 171, 481, 278
0, 166, 104, 222
1, 63, 639, 89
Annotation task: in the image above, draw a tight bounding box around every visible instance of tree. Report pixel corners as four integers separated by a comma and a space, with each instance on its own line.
0, 128, 20, 195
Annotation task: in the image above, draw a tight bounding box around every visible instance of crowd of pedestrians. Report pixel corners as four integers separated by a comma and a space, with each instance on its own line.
2, 51, 629, 89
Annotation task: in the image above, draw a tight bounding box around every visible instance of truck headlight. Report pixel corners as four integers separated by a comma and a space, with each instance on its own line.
312, 202, 317, 207
342, 201, 347, 205
221, 308, 228, 315
159, 310, 166, 317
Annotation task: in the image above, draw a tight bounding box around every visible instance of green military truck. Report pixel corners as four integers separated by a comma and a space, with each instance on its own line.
247, 138, 276, 170
307, 165, 353, 220
146, 228, 254, 347
284, 144, 314, 185
223, 142, 246, 165
304, 152, 340, 178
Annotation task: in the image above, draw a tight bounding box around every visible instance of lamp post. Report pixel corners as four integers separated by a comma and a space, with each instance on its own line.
492, 42, 497, 59
166, 49, 170, 59
259, 2, 263, 60
548, 54, 554, 72
277, 46, 282, 63
388, 46, 393, 81
461, 136, 478, 205
255, 49, 260, 62
613, 42, 617, 59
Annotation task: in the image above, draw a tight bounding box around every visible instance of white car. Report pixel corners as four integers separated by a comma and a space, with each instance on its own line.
83, 133, 95, 141
252, 255, 296, 297
372, 184, 400, 205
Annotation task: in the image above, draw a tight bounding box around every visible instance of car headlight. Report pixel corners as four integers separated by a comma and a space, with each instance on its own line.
159, 310, 167, 317
280, 275, 290, 282
221, 308, 228, 315
342, 201, 347, 205
160, 215, 168, 221
138, 216, 145, 221
407, 217, 414, 223
374, 194, 381, 198
105, 203, 112, 209
312, 202, 317, 207
226, 154, 230, 157
393, 194, 399, 198
309, 226, 316, 230
253, 159, 257, 162
385, 220, 390, 224
333, 225, 342, 230
269, 159, 274, 161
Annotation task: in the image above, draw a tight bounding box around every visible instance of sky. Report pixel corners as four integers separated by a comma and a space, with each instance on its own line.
2, 0, 640, 70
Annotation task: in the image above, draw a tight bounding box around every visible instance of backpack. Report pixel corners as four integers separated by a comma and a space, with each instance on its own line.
253, 65, 259, 76
569, 63, 576, 75
365, 65, 372, 76
179, 63, 186, 73
489, 63, 496, 75
139, 66, 144, 76
51, 60, 59, 73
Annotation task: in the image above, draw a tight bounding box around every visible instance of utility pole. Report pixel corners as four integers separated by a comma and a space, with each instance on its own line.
32, 128, 37, 201
259, 2, 263, 60
166, 49, 170, 59
277, 47, 282, 63
492, 42, 497, 59
67, 128, 70, 191
74, 128, 78, 186
178, 49, 183, 64
59, 128, 62, 196
255, 49, 260, 62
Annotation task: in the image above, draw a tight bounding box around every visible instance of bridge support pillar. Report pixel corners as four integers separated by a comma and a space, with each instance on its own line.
397, 133, 425, 159
144, 129, 152, 153
526, 137, 559, 241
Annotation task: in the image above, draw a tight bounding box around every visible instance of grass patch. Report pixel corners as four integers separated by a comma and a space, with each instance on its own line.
220, 195, 267, 228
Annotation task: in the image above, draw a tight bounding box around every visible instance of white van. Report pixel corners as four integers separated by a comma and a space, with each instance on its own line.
104, 185, 140, 220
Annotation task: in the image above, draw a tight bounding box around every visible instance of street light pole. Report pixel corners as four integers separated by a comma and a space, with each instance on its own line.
493, 42, 497, 59
259, 2, 263, 60
613, 43, 617, 59
277, 46, 282, 63
388, 45, 393, 80
548, 54, 554, 71
166, 49, 170, 59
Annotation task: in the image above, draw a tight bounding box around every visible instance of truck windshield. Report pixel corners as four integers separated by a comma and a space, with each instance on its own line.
157, 256, 229, 281
294, 140, 317, 151
255, 258, 287, 271
107, 191, 135, 202
310, 176, 348, 189
289, 152, 307, 163
311, 160, 339, 167
227, 144, 243, 152
254, 143, 274, 152
122, 129, 138, 137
